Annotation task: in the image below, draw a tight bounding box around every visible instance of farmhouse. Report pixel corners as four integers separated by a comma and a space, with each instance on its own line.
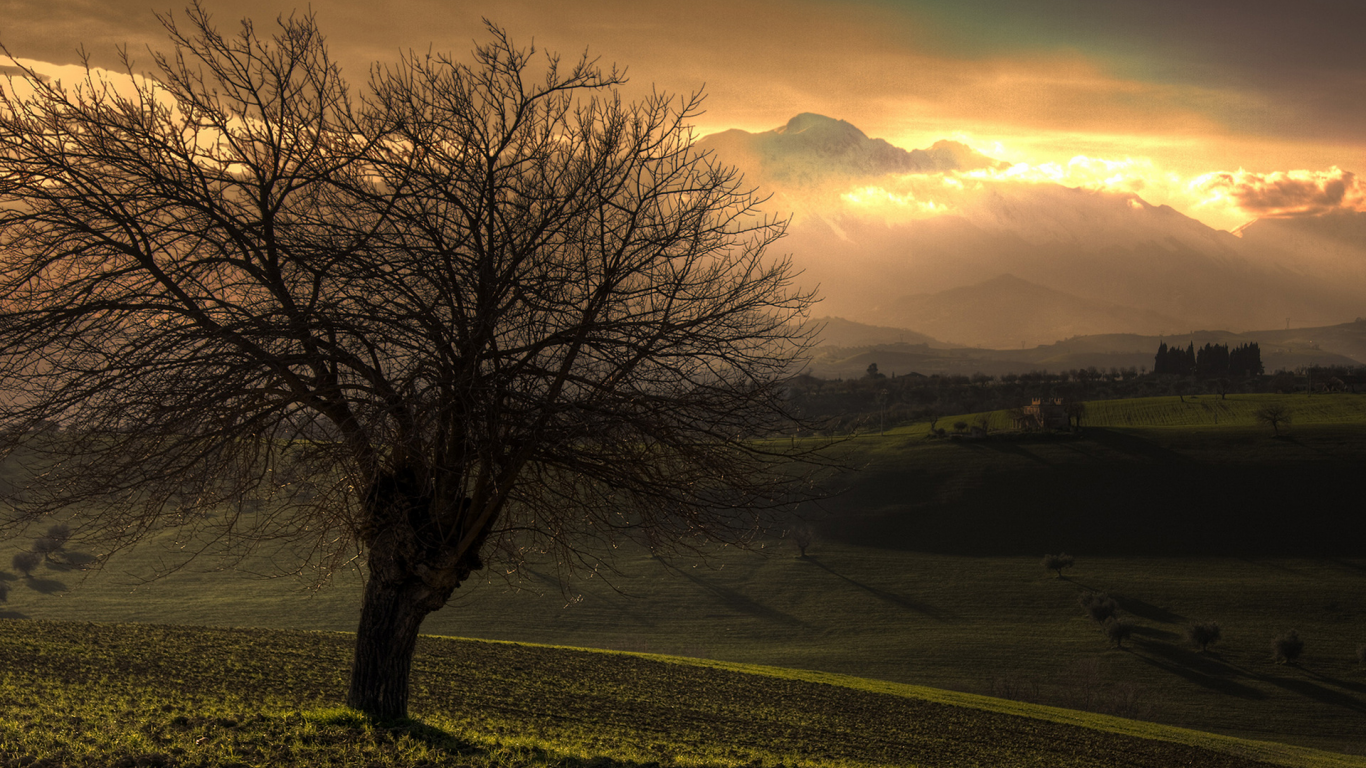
1012, 398, 1070, 430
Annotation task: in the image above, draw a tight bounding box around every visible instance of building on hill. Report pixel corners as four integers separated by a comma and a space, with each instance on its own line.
1011, 398, 1070, 430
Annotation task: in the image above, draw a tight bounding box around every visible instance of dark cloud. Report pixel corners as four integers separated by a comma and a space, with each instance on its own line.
1196, 167, 1366, 218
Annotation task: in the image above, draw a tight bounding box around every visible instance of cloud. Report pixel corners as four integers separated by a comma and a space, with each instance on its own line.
835, 153, 1189, 222
1191, 167, 1366, 218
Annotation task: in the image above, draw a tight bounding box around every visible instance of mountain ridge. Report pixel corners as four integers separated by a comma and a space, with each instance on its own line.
697, 113, 1366, 345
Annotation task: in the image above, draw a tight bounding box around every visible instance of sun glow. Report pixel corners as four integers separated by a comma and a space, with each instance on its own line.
831, 150, 1364, 233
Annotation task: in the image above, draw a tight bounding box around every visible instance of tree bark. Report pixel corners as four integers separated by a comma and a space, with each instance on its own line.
346, 564, 452, 719
346, 471, 490, 720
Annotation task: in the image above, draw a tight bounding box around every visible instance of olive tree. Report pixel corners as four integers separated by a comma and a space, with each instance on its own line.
1041, 552, 1074, 578
0, 6, 819, 719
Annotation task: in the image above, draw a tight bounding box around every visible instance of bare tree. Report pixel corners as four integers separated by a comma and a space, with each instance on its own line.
1254, 402, 1292, 435
0, 7, 820, 719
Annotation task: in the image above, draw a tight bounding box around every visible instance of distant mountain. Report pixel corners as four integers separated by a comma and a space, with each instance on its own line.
697, 113, 1003, 187
887, 274, 1184, 349
1235, 211, 1366, 289
808, 316, 949, 349
697, 114, 1365, 346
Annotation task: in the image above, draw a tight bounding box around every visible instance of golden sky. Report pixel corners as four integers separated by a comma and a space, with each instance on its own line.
6, 0, 1364, 231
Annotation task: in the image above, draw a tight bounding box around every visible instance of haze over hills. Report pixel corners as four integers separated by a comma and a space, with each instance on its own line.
888, 274, 1185, 349
697, 115, 1366, 347
805, 316, 1366, 379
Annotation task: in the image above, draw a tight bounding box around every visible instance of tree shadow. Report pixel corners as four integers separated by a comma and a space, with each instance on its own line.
381, 716, 477, 750
803, 556, 956, 620
1130, 642, 1265, 699
1299, 666, 1366, 696
43, 551, 98, 571
1084, 428, 1186, 464
24, 578, 67, 594
0, 610, 28, 619
656, 561, 805, 627
1258, 673, 1366, 713
317, 709, 481, 753
1130, 625, 1181, 642
1115, 594, 1185, 624
970, 441, 1053, 467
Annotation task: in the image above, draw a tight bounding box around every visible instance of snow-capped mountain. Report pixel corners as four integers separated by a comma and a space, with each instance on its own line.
695, 115, 1365, 347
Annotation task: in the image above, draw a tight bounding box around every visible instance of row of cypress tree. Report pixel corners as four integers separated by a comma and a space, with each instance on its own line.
1154, 341, 1263, 377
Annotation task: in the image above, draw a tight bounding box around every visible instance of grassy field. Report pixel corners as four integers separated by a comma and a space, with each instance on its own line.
3, 395, 1365, 756
879, 392, 1366, 434
2, 620, 1362, 768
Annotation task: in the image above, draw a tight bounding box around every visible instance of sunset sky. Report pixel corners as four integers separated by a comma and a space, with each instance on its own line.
6, 0, 1364, 232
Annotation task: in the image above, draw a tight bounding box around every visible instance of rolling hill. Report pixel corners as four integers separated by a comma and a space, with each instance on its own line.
2, 620, 1359, 767
887, 273, 1184, 349
6, 398, 1366, 757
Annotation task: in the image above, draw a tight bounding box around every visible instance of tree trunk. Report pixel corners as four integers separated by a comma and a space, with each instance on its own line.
345, 468, 495, 719
346, 568, 449, 719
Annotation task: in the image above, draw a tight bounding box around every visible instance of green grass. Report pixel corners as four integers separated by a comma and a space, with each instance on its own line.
1074, 393, 1366, 429
2, 620, 1362, 767
4, 395, 1366, 757
857, 392, 1366, 437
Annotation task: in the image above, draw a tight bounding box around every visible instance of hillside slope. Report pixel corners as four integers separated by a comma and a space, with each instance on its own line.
1, 620, 1355, 768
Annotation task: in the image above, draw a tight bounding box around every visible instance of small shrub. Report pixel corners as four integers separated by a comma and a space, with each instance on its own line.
952, 421, 968, 433
1103, 617, 1134, 648
1042, 553, 1075, 578
1272, 630, 1304, 664
1079, 591, 1118, 624
12, 551, 40, 577
1185, 621, 1222, 652
32, 536, 62, 557
1356, 643, 1365, 665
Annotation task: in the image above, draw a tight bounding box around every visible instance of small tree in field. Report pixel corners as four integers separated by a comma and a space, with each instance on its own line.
1042, 553, 1075, 578
1185, 621, 1222, 652
1080, 592, 1118, 624
1255, 402, 1292, 435
1272, 630, 1304, 664
0, 6, 823, 719
1103, 617, 1134, 648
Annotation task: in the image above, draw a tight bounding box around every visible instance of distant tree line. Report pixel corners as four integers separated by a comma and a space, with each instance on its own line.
1153, 341, 1263, 377
784, 360, 1362, 435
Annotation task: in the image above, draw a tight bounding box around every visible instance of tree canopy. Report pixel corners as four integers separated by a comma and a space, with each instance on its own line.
0, 5, 821, 718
